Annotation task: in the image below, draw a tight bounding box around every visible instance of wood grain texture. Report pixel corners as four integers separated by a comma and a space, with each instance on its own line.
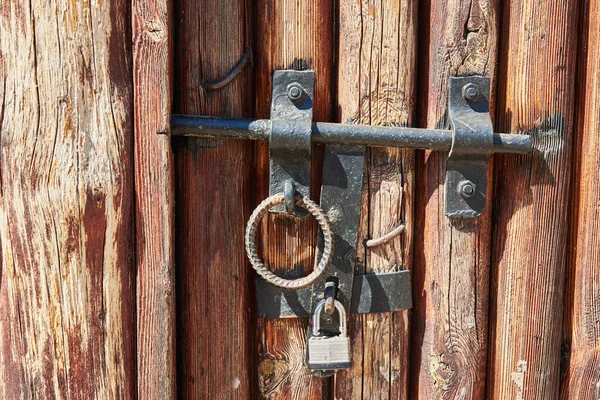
254, 1, 334, 398
334, 0, 417, 399
561, 1, 600, 397
0, 0, 135, 398
173, 0, 254, 398
132, 0, 176, 397
488, 0, 579, 398
412, 0, 498, 398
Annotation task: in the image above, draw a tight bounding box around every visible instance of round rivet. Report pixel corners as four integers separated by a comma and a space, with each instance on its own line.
286, 83, 304, 102
462, 83, 480, 102
458, 180, 476, 198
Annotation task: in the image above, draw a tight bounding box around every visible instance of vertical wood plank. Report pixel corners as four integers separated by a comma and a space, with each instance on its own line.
561, 1, 600, 397
488, 0, 579, 398
0, 0, 136, 398
254, 1, 334, 398
173, 0, 254, 398
561, 1, 600, 396
132, 0, 176, 397
412, 0, 498, 398
334, 0, 417, 399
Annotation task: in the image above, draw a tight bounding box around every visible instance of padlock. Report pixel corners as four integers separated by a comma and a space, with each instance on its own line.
306, 298, 351, 371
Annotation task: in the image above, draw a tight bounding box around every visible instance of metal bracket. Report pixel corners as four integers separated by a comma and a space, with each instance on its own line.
446, 76, 494, 218
254, 270, 412, 318
269, 70, 314, 216
308, 145, 364, 329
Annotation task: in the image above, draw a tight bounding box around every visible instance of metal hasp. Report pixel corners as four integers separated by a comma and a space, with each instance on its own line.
168, 70, 531, 376
169, 71, 532, 317
446, 76, 494, 218
269, 70, 314, 216
309, 145, 364, 329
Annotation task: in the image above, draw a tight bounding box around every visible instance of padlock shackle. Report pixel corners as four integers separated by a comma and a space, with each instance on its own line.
312, 299, 347, 336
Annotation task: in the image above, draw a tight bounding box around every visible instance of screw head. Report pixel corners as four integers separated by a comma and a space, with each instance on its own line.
462, 83, 480, 102
458, 180, 476, 198
286, 83, 305, 102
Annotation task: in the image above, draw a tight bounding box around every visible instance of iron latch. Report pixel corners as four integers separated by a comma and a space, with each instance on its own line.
169, 70, 531, 375
172, 74, 530, 218
171, 69, 531, 313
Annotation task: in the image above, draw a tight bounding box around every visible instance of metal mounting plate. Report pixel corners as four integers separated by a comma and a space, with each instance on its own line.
254, 270, 412, 318
308, 145, 365, 330
446, 76, 494, 218
269, 70, 315, 216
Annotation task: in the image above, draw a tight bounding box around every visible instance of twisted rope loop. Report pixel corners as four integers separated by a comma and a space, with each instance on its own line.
245, 194, 333, 288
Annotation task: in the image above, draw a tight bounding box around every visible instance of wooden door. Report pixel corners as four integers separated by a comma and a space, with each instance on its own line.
2, 0, 599, 399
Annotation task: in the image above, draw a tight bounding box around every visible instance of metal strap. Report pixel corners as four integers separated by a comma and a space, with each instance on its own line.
254, 270, 412, 318
269, 70, 314, 216
445, 76, 494, 217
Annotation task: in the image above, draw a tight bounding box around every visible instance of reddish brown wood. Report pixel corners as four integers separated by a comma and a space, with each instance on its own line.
412, 0, 499, 398
0, 0, 135, 397
132, 0, 176, 397
334, 0, 417, 399
488, 0, 579, 398
561, 0, 600, 398
173, 0, 255, 398
254, 1, 335, 398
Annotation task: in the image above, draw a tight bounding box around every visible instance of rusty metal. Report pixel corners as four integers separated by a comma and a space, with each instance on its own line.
323, 281, 337, 315
244, 193, 333, 289
172, 71, 530, 329
199, 47, 253, 91
366, 223, 407, 247
170, 116, 532, 155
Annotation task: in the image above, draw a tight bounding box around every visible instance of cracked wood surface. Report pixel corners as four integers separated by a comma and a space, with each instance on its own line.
561, 0, 600, 397
173, 0, 254, 398
412, 0, 498, 398
488, 0, 579, 398
254, 1, 334, 398
0, 0, 136, 398
334, 0, 417, 399
132, 0, 176, 397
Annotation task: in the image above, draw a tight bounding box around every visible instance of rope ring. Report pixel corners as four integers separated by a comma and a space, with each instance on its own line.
245, 194, 333, 288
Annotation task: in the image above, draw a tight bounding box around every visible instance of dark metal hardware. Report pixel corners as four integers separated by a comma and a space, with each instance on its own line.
172, 76, 530, 218
269, 70, 314, 216
308, 144, 364, 329
199, 47, 253, 91
170, 116, 531, 155
446, 76, 494, 217
169, 70, 531, 375
254, 270, 412, 318
171, 72, 531, 303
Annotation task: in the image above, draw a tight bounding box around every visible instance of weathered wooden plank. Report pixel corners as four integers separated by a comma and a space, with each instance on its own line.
561, 1, 600, 396
173, 0, 254, 398
132, 0, 176, 397
254, 1, 334, 398
0, 0, 135, 398
488, 0, 579, 398
334, 0, 417, 399
412, 1, 498, 398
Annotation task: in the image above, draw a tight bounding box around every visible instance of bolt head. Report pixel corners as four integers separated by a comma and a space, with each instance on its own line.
462, 83, 480, 102
458, 180, 476, 198
287, 83, 305, 102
